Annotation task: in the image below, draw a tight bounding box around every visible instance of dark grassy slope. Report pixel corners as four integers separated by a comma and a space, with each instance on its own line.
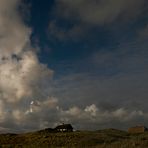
0, 129, 148, 147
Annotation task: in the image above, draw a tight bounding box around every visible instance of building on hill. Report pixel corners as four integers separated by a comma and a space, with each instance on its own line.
128, 126, 148, 133
54, 124, 73, 132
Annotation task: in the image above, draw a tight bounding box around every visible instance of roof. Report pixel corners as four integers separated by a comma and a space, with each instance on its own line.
128, 126, 147, 129
55, 124, 73, 129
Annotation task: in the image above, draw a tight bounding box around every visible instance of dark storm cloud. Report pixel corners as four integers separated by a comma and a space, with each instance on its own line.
48, 21, 87, 41
48, 0, 147, 41
138, 24, 148, 41
55, 0, 146, 25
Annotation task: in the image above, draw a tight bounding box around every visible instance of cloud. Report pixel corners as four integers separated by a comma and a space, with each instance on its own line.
0, 0, 54, 132
57, 104, 147, 130
48, 21, 87, 41
0, 0, 31, 57
54, 0, 146, 25
48, 40, 148, 130
138, 24, 148, 42
0, 0, 148, 132
0, 51, 53, 103
48, 0, 147, 41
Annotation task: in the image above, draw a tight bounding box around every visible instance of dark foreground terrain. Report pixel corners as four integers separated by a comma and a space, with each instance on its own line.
0, 129, 148, 147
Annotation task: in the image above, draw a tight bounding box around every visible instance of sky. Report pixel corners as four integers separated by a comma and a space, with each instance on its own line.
0, 0, 148, 132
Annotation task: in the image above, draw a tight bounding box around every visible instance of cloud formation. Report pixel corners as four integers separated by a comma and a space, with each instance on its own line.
0, 0, 54, 132
57, 104, 148, 130
48, 0, 147, 41
48, 37, 148, 129
0, 0, 31, 57
0, 0, 148, 132
55, 0, 146, 25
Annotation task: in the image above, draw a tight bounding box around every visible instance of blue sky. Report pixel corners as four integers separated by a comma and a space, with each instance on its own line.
0, 0, 148, 132
28, 0, 148, 76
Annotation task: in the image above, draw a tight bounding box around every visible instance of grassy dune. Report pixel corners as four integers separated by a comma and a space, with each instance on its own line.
0, 129, 148, 147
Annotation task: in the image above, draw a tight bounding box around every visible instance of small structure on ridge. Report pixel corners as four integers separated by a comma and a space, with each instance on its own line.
128, 126, 148, 133
54, 124, 73, 132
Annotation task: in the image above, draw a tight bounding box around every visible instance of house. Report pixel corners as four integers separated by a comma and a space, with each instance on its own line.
128, 126, 148, 133
54, 124, 73, 132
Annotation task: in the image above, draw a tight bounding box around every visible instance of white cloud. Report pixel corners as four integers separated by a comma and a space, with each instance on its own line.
53, 104, 147, 130
84, 104, 98, 116
27, 97, 58, 114
0, 0, 53, 103
0, 0, 31, 57
0, 0, 54, 132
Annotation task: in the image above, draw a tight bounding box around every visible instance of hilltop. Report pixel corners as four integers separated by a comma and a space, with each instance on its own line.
0, 128, 148, 147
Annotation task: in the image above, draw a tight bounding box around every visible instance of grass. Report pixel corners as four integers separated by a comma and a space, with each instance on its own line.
0, 129, 148, 147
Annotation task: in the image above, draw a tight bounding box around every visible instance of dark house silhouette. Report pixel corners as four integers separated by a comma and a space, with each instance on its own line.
54, 124, 73, 132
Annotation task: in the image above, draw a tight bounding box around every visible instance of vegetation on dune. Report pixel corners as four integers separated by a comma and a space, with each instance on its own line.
0, 129, 148, 147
